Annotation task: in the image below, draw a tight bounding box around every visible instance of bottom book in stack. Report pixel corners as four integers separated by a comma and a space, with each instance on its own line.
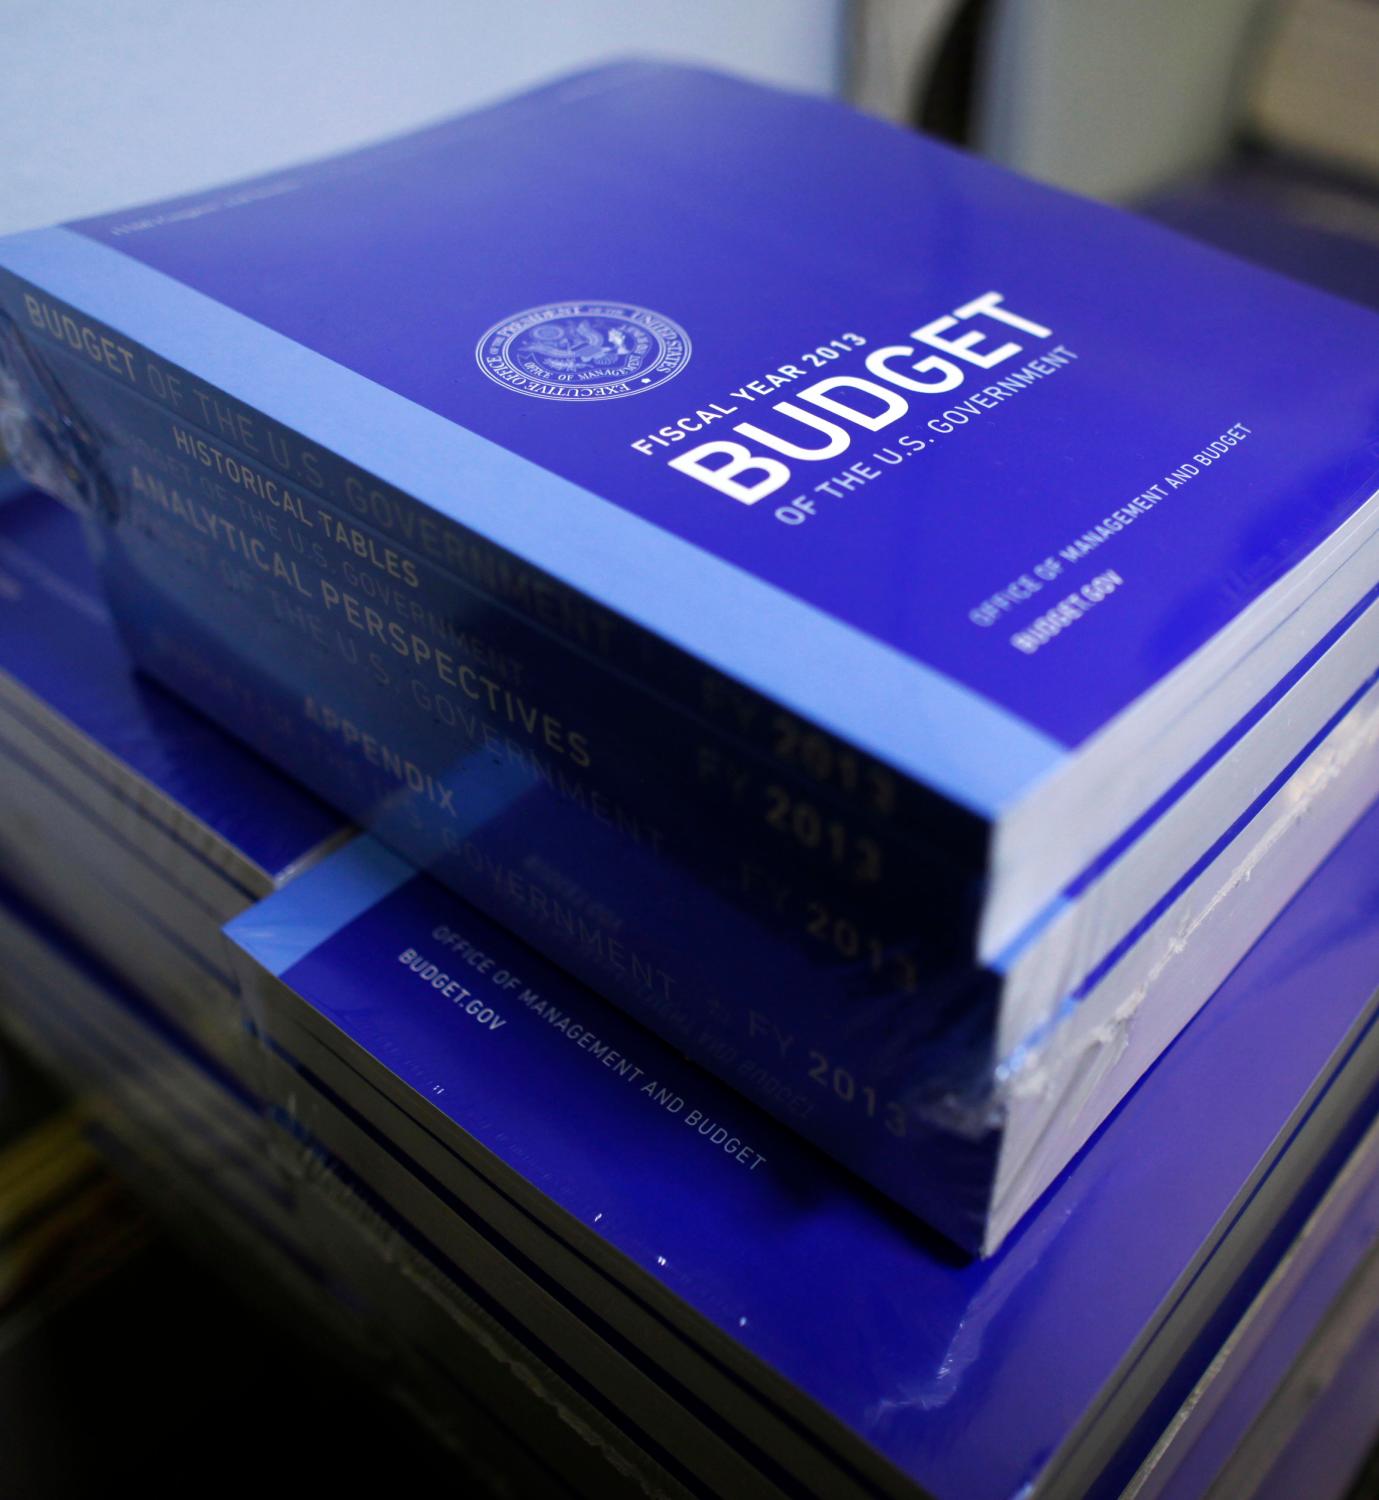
226, 812, 1379, 1500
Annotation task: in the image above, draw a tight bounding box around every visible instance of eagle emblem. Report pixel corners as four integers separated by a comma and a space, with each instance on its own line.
519, 319, 632, 371
476, 301, 691, 402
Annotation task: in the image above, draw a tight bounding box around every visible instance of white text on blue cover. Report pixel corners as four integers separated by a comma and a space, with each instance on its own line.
634, 293, 1052, 502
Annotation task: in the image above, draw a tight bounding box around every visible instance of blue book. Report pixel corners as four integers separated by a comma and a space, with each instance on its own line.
4, 63, 1379, 1246
226, 795, 1379, 1500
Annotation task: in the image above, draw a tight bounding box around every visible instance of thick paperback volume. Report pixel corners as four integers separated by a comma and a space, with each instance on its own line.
3, 63, 1379, 1247
226, 812, 1379, 1500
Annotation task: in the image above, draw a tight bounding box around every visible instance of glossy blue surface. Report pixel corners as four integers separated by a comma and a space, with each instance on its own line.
0, 220, 1052, 820
230, 796, 1379, 1500
0, 487, 344, 890
58, 63, 1379, 755
1146, 161, 1379, 316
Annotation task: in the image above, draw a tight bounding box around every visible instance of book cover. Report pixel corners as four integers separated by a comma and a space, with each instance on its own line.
227, 792, 1379, 1500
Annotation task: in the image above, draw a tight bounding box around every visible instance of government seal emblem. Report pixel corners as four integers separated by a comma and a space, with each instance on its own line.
476, 301, 691, 402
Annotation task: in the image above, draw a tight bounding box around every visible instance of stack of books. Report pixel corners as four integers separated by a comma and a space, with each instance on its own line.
2, 508, 1379, 1495
0, 60, 1378, 1496
4, 62, 1379, 1252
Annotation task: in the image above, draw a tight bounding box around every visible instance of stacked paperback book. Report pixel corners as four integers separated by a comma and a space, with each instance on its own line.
1, 60, 1379, 1496
230, 822, 1379, 1500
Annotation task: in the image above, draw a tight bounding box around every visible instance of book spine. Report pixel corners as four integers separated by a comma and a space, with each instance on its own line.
0, 268, 1010, 1217
22, 321, 973, 949
0, 271, 983, 858
0, 276, 994, 928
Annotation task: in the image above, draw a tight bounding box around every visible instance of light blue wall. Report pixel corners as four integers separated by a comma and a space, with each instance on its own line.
2, 0, 845, 233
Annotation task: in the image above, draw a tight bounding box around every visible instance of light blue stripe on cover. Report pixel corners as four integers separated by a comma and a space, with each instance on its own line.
0, 227, 1065, 817
224, 836, 410, 978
